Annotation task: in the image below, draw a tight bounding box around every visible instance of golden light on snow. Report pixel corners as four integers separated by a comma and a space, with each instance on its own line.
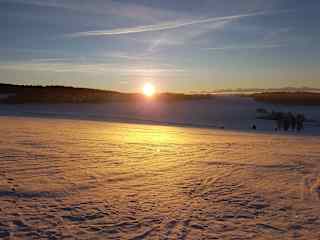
143, 83, 155, 97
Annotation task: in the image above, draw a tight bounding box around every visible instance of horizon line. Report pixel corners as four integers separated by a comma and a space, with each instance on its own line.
1, 82, 320, 95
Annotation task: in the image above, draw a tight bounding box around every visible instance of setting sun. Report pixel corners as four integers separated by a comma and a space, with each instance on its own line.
143, 83, 155, 97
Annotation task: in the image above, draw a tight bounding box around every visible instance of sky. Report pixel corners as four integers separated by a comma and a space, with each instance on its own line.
1, 0, 320, 93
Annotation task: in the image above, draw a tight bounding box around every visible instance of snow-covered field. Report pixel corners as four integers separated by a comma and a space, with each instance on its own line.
1, 116, 320, 239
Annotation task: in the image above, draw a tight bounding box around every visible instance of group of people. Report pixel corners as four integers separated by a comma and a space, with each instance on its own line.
275, 112, 305, 132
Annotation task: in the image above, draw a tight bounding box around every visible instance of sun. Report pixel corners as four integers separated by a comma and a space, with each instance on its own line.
143, 83, 155, 97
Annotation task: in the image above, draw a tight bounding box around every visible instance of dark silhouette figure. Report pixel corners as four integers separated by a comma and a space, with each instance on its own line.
273, 111, 306, 133
276, 112, 284, 131
252, 124, 257, 130
288, 112, 296, 131
296, 114, 305, 132
283, 113, 290, 131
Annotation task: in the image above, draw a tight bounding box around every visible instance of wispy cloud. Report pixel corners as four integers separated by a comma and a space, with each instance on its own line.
204, 44, 284, 51
67, 10, 283, 38
106, 52, 155, 61
1, 0, 185, 23
146, 20, 232, 52
0, 61, 185, 76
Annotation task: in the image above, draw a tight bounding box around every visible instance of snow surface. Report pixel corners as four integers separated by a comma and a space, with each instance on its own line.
0, 116, 320, 239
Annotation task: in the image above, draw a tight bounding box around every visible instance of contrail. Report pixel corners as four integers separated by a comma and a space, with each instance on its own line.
68, 10, 287, 38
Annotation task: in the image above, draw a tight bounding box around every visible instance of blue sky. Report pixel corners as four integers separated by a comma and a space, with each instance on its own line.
1, 0, 320, 92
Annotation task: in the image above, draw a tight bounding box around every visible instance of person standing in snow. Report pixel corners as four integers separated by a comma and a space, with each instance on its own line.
289, 112, 296, 131
276, 112, 284, 131
283, 113, 290, 131
297, 114, 305, 132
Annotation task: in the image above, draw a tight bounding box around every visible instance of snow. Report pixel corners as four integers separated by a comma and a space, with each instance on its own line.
0, 116, 320, 239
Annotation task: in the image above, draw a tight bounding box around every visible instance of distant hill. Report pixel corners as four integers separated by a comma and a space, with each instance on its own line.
189, 87, 320, 95
0, 83, 213, 104
2, 83, 319, 105
251, 92, 320, 106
